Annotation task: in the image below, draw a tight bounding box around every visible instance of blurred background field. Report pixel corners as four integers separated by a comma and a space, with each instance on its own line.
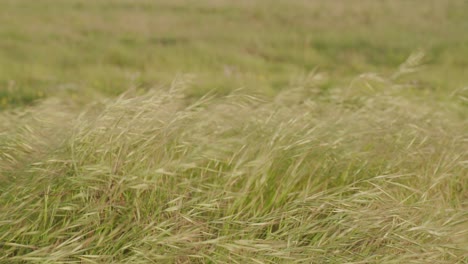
0, 0, 467, 108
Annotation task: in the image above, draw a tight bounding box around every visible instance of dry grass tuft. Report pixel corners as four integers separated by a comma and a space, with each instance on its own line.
0, 65, 467, 263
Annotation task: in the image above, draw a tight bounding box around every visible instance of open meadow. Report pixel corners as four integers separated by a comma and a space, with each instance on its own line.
0, 0, 467, 263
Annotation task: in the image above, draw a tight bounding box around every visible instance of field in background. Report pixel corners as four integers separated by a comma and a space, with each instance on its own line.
0, 0, 467, 263
0, 0, 468, 106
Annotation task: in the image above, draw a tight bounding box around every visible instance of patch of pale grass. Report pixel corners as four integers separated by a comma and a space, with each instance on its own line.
0, 67, 466, 263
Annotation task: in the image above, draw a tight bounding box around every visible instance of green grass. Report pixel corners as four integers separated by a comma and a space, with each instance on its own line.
0, 0, 467, 263
1, 0, 468, 108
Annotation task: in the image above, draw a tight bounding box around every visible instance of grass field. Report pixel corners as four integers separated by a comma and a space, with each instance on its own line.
0, 0, 467, 263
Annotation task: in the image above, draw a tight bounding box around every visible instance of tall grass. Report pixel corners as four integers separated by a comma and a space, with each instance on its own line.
0, 61, 467, 263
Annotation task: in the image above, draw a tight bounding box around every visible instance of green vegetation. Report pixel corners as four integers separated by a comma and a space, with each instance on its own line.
1, 0, 468, 107
0, 0, 467, 263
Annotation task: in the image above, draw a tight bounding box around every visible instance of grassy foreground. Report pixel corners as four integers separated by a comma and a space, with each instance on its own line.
1, 58, 467, 262
0, 0, 467, 263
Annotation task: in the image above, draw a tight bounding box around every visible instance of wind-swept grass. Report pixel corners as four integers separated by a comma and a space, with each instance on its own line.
1, 57, 466, 262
